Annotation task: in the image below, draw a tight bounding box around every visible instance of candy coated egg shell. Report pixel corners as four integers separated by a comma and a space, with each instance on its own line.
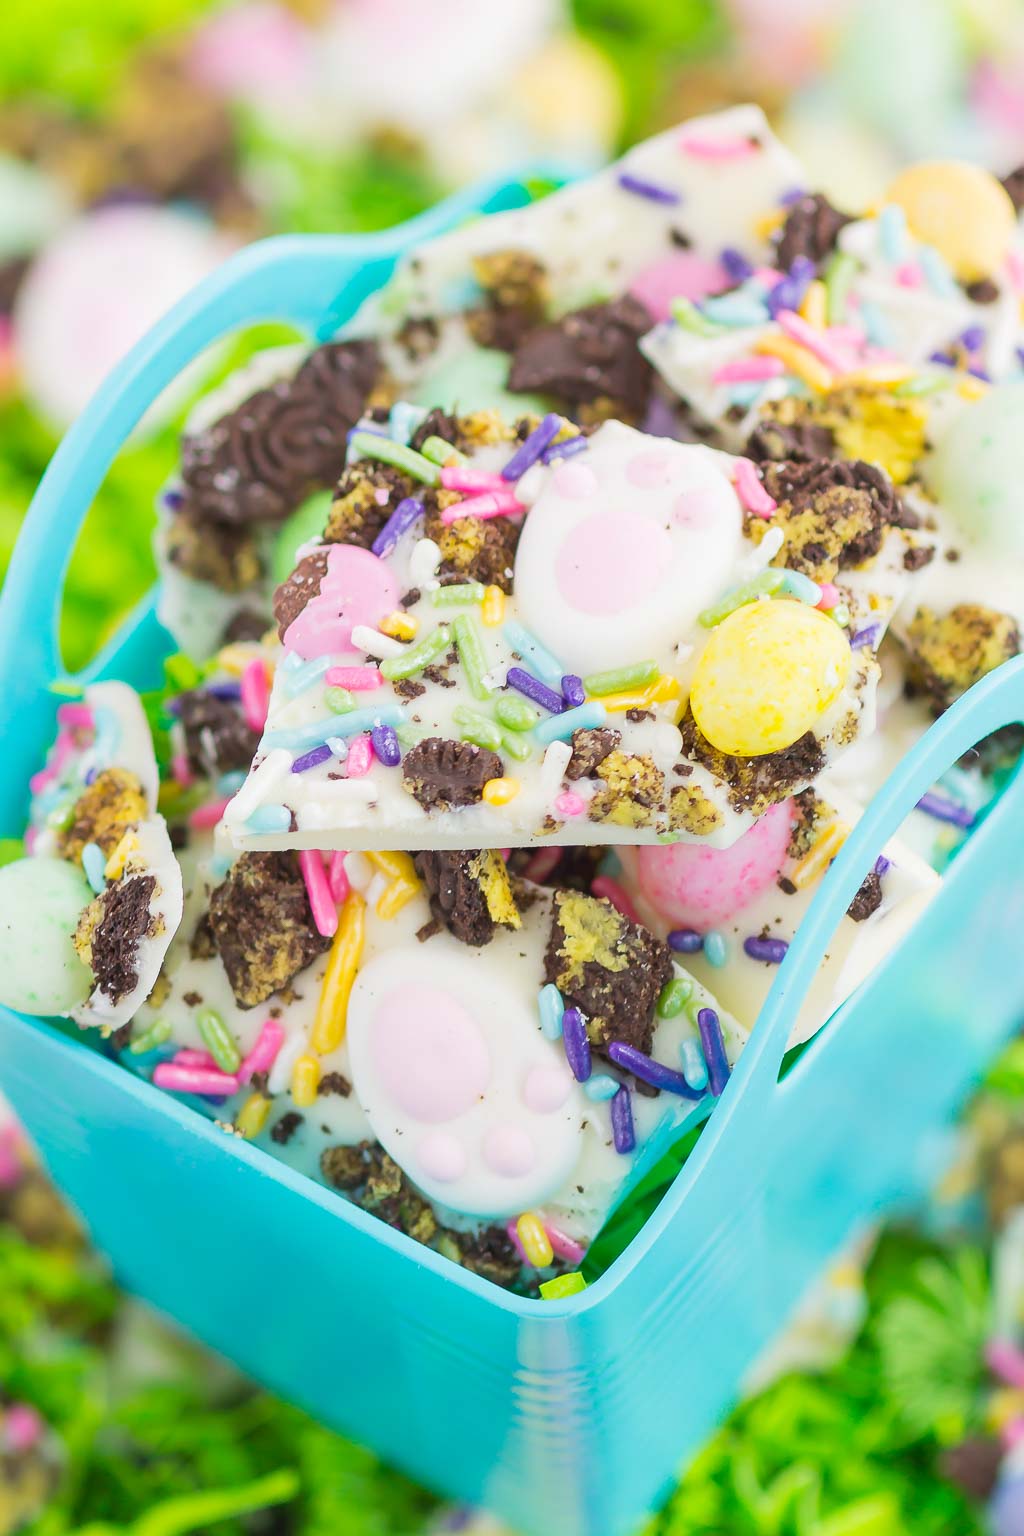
633, 799, 795, 929
926, 383, 1024, 559
884, 160, 1016, 281
0, 858, 93, 1015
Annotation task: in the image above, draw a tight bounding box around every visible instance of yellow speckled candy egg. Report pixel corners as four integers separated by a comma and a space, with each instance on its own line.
690, 600, 852, 757
883, 161, 1016, 281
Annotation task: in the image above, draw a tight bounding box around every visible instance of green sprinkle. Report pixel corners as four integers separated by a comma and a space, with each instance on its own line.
47, 678, 84, 698
420, 434, 468, 466
45, 801, 76, 832
499, 728, 533, 762
197, 1008, 241, 1075
324, 686, 355, 714
430, 581, 486, 607
699, 569, 786, 627
495, 695, 539, 731
832, 603, 851, 627
893, 374, 952, 397
395, 723, 427, 748
453, 706, 503, 751
540, 1272, 587, 1300
452, 613, 493, 701
670, 297, 723, 337
582, 660, 659, 696
824, 249, 858, 326
657, 977, 694, 1019
779, 570, 822, 605
348, 431, 440, 486
380, 624, 451, 681
129, 1017, 173, 1055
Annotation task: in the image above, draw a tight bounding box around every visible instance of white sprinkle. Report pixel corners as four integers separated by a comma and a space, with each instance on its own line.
409, 537, 442, 586
268, 1031, 307, 1095
350, 624, 407, 659
224, 748, 292, 823
366, 872, 389, 909
539, 740, 572, 801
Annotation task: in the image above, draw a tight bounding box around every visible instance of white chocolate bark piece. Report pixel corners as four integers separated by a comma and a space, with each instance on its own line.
224, 417, 919, 854
359, 105, 804, 326
619, 784, 939, 1048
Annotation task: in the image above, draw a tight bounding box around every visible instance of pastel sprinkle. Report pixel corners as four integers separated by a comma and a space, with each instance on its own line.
617, 170, 681, 204
878, 202, 908, 264
816, 582, 841, 610
678, 134, 758, 159
541, 434, 588, 464
328, 851, 350, 903
611, 1085, 636, 1154
240, 658, 270, 732
388, 400, 426, 444
824, 252, 858, 324
236, 1093, 271, 1140
606, 1042, 703, 1099
584, 1074, 620, 1102
325, 666, 383, 691
506, 666, 564, 715
128, 1017, 172, 1055
300, 850, 339, 938
245, 804, 292, 835
779, 569, 823, 605
348, 431, 440, 486
533, 701, 607, 745
671, 298, 723, 336
699, 568, 786, 627
291, 1054, 321, 1107
197, 1007, 242, 1075
712, 355, 786, 385
265, 705, 407, 754
379, 625, 451, 681
538, 983, 565, 1040
732, 458, 777, 517
282, 655, 336, 699
744, 935, 789, 964
189, 796, 231, 830
917, 791, 975, 829
371, 722, 401, 766
495, 695, 539, 731
371, 497, 424, 557
776, 308, 849, 374
81, 841, 106, 893
325, 686, 355, 713
452, 613, 493, 700
657, 976, 693, 1018
561, 1006, 592, 1082
501, 414, 563, 481
703, 931, 728, 967
345, 735, 374, 777
238, 1020, 286, 1084
429, 581, 486, 606
452, 706, 503, 752
481, 585, 506, 626
919, 244, 960, 299
590, 875, 639, 924
701, 291, 769, 327
540, 1272, 587, 1300
697, 1007, 731, 1095
552, 791, 586, 819
311, 891, 365, 1055
420, 435, 467, 467
517, 1211, 554, 1268
292, 744, 333, 773
680, 1038, 708, 1092
668, 928, 703, 954
583, 660, 659, 696
439, 489, 524, 525
503, 621, 564, 686
498, 727, 533, 762
545, 1224, 587, 1266
440, 466, 508, 494
153, 1064, 239, 1097
481, 776, 519, 805
561, 674, 586, 708
379, 610, 417, 641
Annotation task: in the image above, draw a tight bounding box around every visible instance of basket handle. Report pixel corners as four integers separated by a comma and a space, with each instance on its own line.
0, 168, 552, 691
730, 654, 1024, 1109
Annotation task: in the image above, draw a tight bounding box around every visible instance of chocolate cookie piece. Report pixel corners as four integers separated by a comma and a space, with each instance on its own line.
565, 726, 621, 781
323, 460, 417, 550
679, 711, 826, 817
58, 768, 148, 864
413, 849, 520, 946
321, 1142, 437, 1246
467, 248, 550, 352
317, 1072, 351, 1097
221, 609, 270, 644
755, 456, 912, 581
401, 737, 504, 812
847, 869, 883, 922
544, 889, 673, 1058
1002, 164, 1024, 214
903, 604, 1020, 713
588, 751, 665, 830
774, 192, 851, 271
271, 1111, 303, 1145
443, 1225, 522, 1288
74, 873, 156, 1005
746, 417, 836, 464
408, 407, 463, 456
164, 506, 263, 593
208, 851, 330, 1009
508, 295, 654, 417
272, 547, 329, 640
424, 498, 520, 592
177, 689, 259, 778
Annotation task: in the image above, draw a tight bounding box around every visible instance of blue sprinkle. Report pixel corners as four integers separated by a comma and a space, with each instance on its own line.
245, 804, 292, 835
858, 300, 895, 348
541, 434, 588, 464
703, 930, 728, 968
262, 704, 406, 753
702, 291, 770, 327
82, 841, 107, 893
697, 1007, 731, 1096
281, 655, 336, 699
918, 244, 960, 300
533, 700, 607, 745
389, 400, 428, 445
538, 983, 565, 1040
503, 621, 565, 686
668, 928, 703, 954
210, 854, 232, 880
727, 381, 767, 410
204, 681, 242, 701
680, 1038, 708, 1093
780, 569, 822, 605
216, 769, 246, 796
878, 203, 907, 265
584, 1073, 620, 1102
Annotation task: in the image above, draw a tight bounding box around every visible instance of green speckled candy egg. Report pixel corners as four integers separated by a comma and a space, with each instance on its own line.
927, 384, 1024, 557
411, 345, 550, 418
0, 858, 93, 1014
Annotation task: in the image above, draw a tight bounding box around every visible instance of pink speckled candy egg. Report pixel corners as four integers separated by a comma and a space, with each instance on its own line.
628, 252, 730, 322
635, 799, 794, 928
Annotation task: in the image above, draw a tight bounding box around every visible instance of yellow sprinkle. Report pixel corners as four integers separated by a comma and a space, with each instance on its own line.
291, 1054, 321, 1108
517, 1212, 554, 1268
599, 675, 682, 713
957, 376, 989, 400
790, 821, 850, 890
311, 891, 366, 1054
756, 333, 833, 393
799, 279, 827, 329
482, 776, 520, 805
366, 850, 418, 884
377, 878, 419, 920
754, 208, 785, 241
838, 365, 915, 388
380, 611, 418, 641
236, 1092, 271, 1139
104, 830, 139, 880
481, 585, 506, 627
215, 643, 260, 676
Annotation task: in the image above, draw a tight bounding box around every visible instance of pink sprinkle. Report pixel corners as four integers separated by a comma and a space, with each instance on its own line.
173, 1048, 219, 1070
732, 458, 777, 518
505, 1219, 528, 1264
712, 355, 785, 385
590, 875, 640, 925
240, 657, 270, 732
189, 796, 231, 830
553, 791, 586, 819
826, 324, 867, 347
440, 490, 524, 525
56, 702, 93, 730
30, 729, 76, 794
1007, 250, 1024, 293
238, 1020, 286, 1084
987, 1337, 1024, 1389
4, 1404, 43, 1453
171, 752, 195, 788
776, 309, 846, 373
753, 267, 784, 286
1003, 1415, 1024, 1451
545, 1223, 588, 1266
440, 466, 509, 494
894, 262, 923, 288
324, 666, 384, 691
816, 582, 840, 611
328, 850, 350, 903
678, 135, 758, 160
522, 847, 561, 883
346, 735, 374, 778
500, 848, 511, 861
28, 765, 57, 796
299, 850, 339, 938
153, 1064, 239, 1096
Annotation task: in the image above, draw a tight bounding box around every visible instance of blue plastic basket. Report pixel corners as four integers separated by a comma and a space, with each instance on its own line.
2, 175, 1024, 1536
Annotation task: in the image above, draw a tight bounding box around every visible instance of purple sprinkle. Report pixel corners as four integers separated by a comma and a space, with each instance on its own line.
611, 1086, 635, 1154
697, 1008, 731, 1096
162, 488, 184, 511
562, 1007, 592, 1082
721, 246, 754, 283
371, 496, 423, 558
506, 666, 564, 715
873, 854, 891, 877
84, 765, 98, 786
371, 722, 401, 767
561, 674, 586, 709
779, 185, 807, 206
617, 171, 681, 205
1016, 346, 1024, 369
668, 928, 704, 954
606, 1042, 703, 1099
766, 256, 814, 317
204, 681, 243, 701
541, 434, 588, 464
967, 364, 991, 382
346, 423, 389, 443
960, 324, 985, 351
292, 743, 332, 773
743, 935, 789, 965
917, 791, 975, 829
928, 349, 956, 367
501, 414, 563, 482
849, 623, 880, 650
